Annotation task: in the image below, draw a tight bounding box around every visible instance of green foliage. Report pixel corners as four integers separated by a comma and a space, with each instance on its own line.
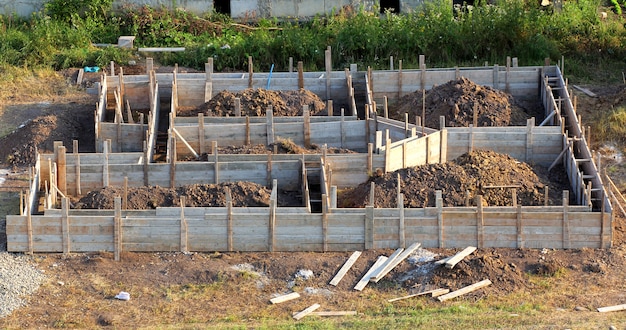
0, 0, 624, 83
592, 106, 626, 144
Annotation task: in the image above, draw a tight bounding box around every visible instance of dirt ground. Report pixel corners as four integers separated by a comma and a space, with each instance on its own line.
1, 69, 626, 328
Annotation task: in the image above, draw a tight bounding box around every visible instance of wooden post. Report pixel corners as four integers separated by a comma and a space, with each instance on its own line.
325, 46, 332, 100
297, 61, 304, 89
289, 57, 293, 73
205, 58, 213, 102
146, 58, 153, 74
493, 64, 499, 90
234, 97, 241, 117
245, 116, 250, 145
341, 108, 346, 148
389, 55, 394, 70
367, 143, 373, 175
383, 96, 389, 118
213, 141, 219, 184
143, 141, 149, 185
365, 205, 374, 249
103, 140, 110, 187
267, 153, 272, 187
399, 193, 405, 248
170, 136, 176, 188
114, 196, 121, 261
437, 190, 444, 248
322, 194, 328, 252
440, 129, 448, 163
248, 56, 253, 88
476, 195, 485, 248
369, 182, 375, 207
110, 61, 115, 76
303, 105, 311, 148
544, 186, 549, 206
269, 197, 276, 252
26, 191, 33, 254
123, 177, 128, 210
516, 205, 524, 248
61, 197, 70, 254
180, 196, 188, 253
526, 118, 534, 162
419, 55, 426, 91
57, 145, 67, 196
398, 60, 403, 99
198, 113, 205, 155
75, 150, 81, 196
226, 188, 233, 251
266, 106, 275, 145
562, 191, 570, 249
330, 186, 337, 209
505, 56, 511, 93
512, 188, 517, 207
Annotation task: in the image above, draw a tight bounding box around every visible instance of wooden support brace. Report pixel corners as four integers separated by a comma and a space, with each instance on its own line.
445, 246, 477, 269
329, 251, 362, 286
354, 256, 388, 291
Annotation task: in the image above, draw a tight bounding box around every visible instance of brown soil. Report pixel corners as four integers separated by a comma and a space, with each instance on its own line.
72, 181, 302, 209
338, 149, 570, 208
1, 70, 626, 329
182, 88, 327, 117
388, 77, 542, 129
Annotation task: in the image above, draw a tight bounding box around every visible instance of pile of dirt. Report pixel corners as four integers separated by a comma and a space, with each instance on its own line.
182, 88, 327, 117
73, 181, 301, 209
338, 149, 569, 208
388, 77, 535, 129
0, 103, 95, 168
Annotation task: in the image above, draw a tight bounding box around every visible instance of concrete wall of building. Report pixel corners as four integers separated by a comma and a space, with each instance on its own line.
0, 0, 426, 18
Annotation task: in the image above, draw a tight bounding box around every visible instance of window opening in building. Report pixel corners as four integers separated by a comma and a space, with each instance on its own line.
214, 0, 231, 15
380, 0, 400, 13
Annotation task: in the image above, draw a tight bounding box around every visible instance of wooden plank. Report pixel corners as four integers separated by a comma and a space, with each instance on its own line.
370, 242, 421, 282
329, 251, 362, 286
597, 303, 626, 313
368, 248, 404, 280
292, 311, 357, 317
437, 279, 492, 302
293, 303, 321, 321
270, 292, 300, 304
445, 246, 477, 269
354, 256, 388, 291
388, 288, 450, 302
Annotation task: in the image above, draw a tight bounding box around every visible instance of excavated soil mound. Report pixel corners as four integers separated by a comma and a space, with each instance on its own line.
388, 77, 532, 129
181, 88, 326, 117
0, 104, 95, 168
73, 181, 300, 209
338, 149, 569, 208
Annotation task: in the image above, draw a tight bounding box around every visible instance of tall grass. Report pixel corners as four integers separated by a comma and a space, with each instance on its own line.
0, 0, 624, 81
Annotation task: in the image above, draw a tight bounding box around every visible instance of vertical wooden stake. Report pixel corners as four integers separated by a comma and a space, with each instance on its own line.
398, 60, 403, 99
369, 182, 375, 207
289, 57, 293, 73
297, 61, 304, 89
213, 141, 219, 184
267, 153, 273, 187
367, 143, 373, 175
61, 198, 70, 254
245, 116, 250, 145
544, 186, 549, 206
322, 194, 328, 252
234, 97, 241, 117
325, 46, 332, 101
226, 188, 233, 251
198, 113, 205, 155
248, 56, 253, 88
266, 106, 274, 145
516, 205, 524, 248
180, 196, 188, 252
327, 99, 333, 117
437, 190, 444, 248
383, 96, 389, 118
114, 196, 121, 261
399, 193, 405, 248
476, 195, 484, 248
562, 191, 570, 249
365, 205, 374, 249
26, 191, 33, 254
303, 105, 311, 148
123, 177, 128, 210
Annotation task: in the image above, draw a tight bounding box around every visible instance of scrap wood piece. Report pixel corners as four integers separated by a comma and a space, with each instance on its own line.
367, 248, 404, 282
370, 242, 422, 283
572, 85, 597, 97
293, 303, 321, 320
434, 256, 452, 265
597, 303, 626, 313
329, 251, 362, 286
445, 246, 477, 269
270, 292, 300, 304
437, 279, 492, 302
354, 256, 388, 291
388, 288, 450, 302
292, 311, 357, 317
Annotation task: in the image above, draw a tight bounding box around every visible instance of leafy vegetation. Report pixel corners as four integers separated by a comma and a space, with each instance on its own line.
0, 0, 623, 82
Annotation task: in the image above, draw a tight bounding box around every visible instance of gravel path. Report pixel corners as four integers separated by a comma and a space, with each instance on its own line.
0, 252, 46, 318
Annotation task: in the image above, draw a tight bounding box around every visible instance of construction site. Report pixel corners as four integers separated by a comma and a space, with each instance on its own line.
5, 51, 613, 257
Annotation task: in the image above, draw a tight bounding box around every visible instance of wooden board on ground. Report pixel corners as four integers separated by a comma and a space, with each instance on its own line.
388, 288, 450, 302
437, 279, 492, 302
354, 256, 388, 291
292, 311, 357, 317
269, 292, 300, 304
370, 242, 422, 282
597, 303, 626, 313
445, 246, 477, 269
329, 251, 362, 286
293, 303, 321, 320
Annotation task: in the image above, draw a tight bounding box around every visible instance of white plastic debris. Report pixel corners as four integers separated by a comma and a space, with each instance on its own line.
115, 291, 130, 301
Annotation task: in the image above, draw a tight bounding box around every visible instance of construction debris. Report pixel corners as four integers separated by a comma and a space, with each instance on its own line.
388, 288, 450, 302
597, 303, 626, 313
437, 279, 492, 302
370, 242, 422, 282
292, 311, 357, 317
329, 251, 361, 286
269, 292, 300, 304
354, 256, 388, 291
293, 303, 321, 320
445, 246, 477, 269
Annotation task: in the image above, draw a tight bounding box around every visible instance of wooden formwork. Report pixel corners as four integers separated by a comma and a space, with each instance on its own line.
6, 60, 613, 254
